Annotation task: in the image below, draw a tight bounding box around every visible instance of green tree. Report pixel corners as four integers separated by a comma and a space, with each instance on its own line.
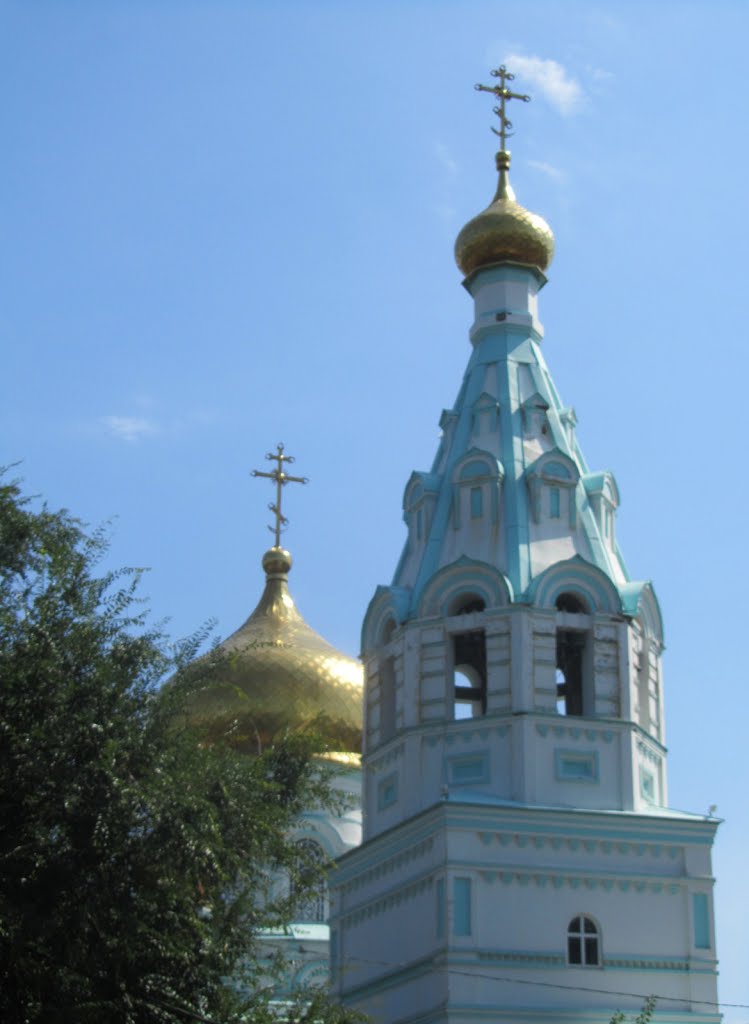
0, 477, 362, 1024
611, 997, 657, 1024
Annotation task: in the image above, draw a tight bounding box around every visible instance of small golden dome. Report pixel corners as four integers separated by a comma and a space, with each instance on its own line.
455, 151, 554, 276
186, 547, 363, 755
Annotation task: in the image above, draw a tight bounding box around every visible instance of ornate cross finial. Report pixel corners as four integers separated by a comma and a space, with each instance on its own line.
251, 443, 309, 548
474, 65, 530, 151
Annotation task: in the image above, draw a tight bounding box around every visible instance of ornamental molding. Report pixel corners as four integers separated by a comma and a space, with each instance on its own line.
604, 956, 688, 971
536, 723, 614, 743
424, 724, 509, 749
474, 951, 688, 971
476, 869, 682, 896
340, 837, 435, 895
368, 742, 405, 774
475, 831, 681, 861
341, 873, 434, 929
636, 739, 663, 766
478, 950, 565, 966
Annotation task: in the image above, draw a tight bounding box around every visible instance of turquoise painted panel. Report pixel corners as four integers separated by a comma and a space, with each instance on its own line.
470, 486, 483, 518
436, 878, 445, 940
460, 460, 491, 480
453, 877, 472, 936
550, 487, 561, 518
693, 893, 710, 949
640, 768, 655, 803
447, 751, 490, 786
554, 749, 599, 783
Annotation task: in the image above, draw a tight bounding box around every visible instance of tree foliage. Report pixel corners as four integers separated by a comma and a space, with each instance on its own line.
0, 477, 362, 1023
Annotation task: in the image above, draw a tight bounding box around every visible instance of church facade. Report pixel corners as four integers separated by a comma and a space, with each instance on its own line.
330, 69, 720, 1024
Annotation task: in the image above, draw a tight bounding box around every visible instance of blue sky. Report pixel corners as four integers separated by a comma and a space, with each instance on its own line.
2, 0, 747, 1016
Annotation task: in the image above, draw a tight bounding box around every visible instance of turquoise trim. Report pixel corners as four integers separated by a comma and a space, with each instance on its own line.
526, 555, 622, 613
417, 555, 513, 618
335, 799, 718, 885
453, 877, 472, 936
462, 260, 548, 294
693, 892, 710, 949
498, 343, 531, 593
619, 580, 665, 644
583, 470, 620, 507
445, 750, 490, 786
640, 767, 656, 804
554, 749, 599, 783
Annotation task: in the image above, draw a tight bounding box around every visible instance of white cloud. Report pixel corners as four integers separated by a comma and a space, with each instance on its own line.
503, 54, 585, 116
101, 415, 158, 443
589, 66, 614, 83
528, 159, 567, 184
434, 141, 458, 180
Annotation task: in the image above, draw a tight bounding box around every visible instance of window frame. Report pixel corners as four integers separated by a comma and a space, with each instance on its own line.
566, 914, 601, 967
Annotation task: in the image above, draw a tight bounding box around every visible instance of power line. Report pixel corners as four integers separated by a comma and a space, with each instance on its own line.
335, 954, 747, 1012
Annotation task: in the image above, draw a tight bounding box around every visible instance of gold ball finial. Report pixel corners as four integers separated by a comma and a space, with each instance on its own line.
262, 546, 292, 576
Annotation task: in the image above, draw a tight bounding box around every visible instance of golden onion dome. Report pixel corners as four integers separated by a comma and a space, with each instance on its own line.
186, 546, 363, 755
455, 150, 554, 277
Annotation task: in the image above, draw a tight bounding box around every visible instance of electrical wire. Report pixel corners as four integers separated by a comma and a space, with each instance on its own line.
333, 953, 748, 1011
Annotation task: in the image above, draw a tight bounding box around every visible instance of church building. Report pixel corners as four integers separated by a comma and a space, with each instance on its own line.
329, 68, 720, 1024
188, 445, 364, 995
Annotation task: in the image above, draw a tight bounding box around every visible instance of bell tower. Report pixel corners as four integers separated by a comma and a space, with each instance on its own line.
332, 69, 720, 1024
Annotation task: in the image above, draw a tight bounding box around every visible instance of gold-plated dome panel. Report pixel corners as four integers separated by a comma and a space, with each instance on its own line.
455, 152, 554, 276
455, 199, 554, 276
188, 548, 363, 754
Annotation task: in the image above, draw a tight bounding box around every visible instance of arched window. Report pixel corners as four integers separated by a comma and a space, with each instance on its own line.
555, 592, 588, 614
567, 915, 600, 966
449, 594, 486, 616
453, 632, 487, 719
556, 631, 585, 716
290, 839, 327, 923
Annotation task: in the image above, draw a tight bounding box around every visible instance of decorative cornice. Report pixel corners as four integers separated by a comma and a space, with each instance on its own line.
471, 949, 696, 972
475, 829, 681, 860
340, 836, 434, 895
340, 872, 434, 928
535, 723, 614, 743
476, 868, 682, 895
367, 741, 405, 774
478, 949, 565, 966
636, 739, 663, 766
604, 956, 689, 970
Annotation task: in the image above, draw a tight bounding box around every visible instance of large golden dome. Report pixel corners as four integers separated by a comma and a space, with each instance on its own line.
187, 546, 363, 755
455, 151, 554, 276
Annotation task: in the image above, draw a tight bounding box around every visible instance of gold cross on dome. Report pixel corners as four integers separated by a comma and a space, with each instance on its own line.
474, 65, 530, 151
251, 443, 309, 547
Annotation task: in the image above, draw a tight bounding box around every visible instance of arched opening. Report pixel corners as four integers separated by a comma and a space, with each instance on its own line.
453, 631, 487, 719
567, 915, 601, 966
555, 592, 588, 614
556, 631, 585, 716
449, 593, 486, 616
290, 839, 327, 923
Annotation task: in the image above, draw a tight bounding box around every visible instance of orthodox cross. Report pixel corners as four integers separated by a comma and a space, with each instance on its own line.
474, 65, 530, 150
251, 443, 309, 547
